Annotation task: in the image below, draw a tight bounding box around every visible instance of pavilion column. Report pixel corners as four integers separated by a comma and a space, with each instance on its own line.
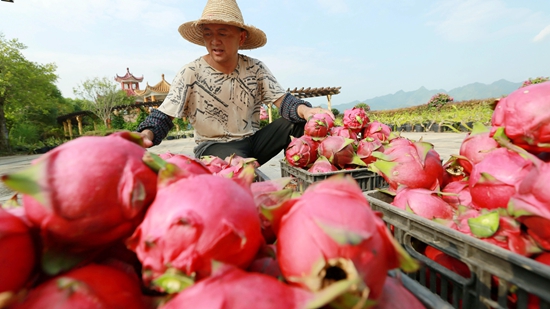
76, 115, 83, 136
67, 119, 73, 139
327, 94, 332, 111
63, 121, 69, 137
268, 103, 273, 123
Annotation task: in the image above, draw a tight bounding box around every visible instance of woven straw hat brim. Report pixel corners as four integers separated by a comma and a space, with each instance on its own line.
178, 20, 267, 50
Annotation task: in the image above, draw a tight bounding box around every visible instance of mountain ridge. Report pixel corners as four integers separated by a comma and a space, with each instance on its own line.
322, 79, 521, 111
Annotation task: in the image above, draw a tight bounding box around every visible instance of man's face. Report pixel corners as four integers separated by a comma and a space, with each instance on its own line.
201, 24, 246, 65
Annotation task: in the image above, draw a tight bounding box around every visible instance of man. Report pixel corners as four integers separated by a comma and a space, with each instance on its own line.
136, 0, 333, 165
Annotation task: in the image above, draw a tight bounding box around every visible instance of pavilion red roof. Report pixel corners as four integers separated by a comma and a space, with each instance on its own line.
115, 67, 144, 83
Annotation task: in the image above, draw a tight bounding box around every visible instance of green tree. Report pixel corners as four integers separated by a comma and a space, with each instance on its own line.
73, 77, 136, 128
0, 33, 61, 151
331, 108, 340, 116
354, 102, 370, 112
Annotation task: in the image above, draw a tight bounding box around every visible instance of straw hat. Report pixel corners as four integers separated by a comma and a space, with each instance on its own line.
178, 0, 267, 50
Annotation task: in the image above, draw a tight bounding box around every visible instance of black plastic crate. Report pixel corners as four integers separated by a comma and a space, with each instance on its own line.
280, 159, 388, 192
365, 190, 550, 309
388, 270, 454, 309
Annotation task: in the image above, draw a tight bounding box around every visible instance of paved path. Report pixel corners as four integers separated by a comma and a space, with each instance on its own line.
0, 132, 467, 203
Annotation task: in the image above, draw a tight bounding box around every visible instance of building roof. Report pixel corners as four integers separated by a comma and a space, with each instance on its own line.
135, 74, 171, 97
115, 67, 144, 83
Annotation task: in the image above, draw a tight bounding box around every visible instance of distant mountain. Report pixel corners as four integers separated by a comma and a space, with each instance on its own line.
322, 79, 522, 112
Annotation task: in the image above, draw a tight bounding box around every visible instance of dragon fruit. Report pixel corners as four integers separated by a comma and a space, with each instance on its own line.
214, 155, 260, 179
250, 177, 295, 244
10, 263, 149, 309
507, 158, 550, 250
370, 137, 444, 192
441, 180, 473, 208
162, 153, 212, 175
441, 155, 472, 188
343, 107, 370, 132
266, 175, 418, 304
392, 187, 454, 220
469, 147, 532, 210
200, 155, 229, 173
1, 132, 157, 256
126, 164, 263, 292
285, 135, 319, 168
356, 137, 384, 165
0, 207, 37, 294
424, 246, 471, 279
318, 136, 366, 169
304, 113, 332, 138
491, 81, 550, 154
158, 262, 324, 309
330, 126, 359, 141
362, 121, 391, 142
307, 155, 338, 173
459, 123, 499, 165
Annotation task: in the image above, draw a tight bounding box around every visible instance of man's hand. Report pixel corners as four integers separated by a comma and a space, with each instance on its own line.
298, 105, 335, 121
137, 129, 154, 148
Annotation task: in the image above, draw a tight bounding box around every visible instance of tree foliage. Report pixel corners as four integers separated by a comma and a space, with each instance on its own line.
0, 33, 66, 152
73, 77, 136, 128
354, 102, 370, 112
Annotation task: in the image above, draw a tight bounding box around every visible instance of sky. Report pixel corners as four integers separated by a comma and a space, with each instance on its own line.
1, 0, 550, 107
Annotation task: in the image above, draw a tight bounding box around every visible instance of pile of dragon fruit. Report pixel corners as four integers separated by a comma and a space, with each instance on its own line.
0, 131, 425, 309
285, 106, 390, 172
379, 82, 550, 269
286, 82, 550, 302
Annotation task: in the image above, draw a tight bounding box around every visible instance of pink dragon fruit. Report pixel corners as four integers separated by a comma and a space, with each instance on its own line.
392, 187, 455, 220
343, 107, 370, 132
250, 177, 295, 244
459, 123, 499, 165
424, 246, 472, 279
0, 207, 36, 294
507, 158, 550, 250
317, 136, 366, 169
362, 121, 391, 142
304, 113, 332, 138
491, 81, 550, 154
307, 155, 338, 173
126, 164, 263, 292
1, 132, 158, 256
463, 210, 541, 256
215, 155, 260, 179
469, 147, 532, 210
356, 137, 384, 165
163, 153, 212, 175
266, 175, 418, 304
441, 155, 472, 188
158, 262, 324, 309
441, 180, 473, 208
10, 263, 149, 309
200, 155, 229, 173
370, 137, 444, 192
330, 126, 359, 141
285, 135, 319, 168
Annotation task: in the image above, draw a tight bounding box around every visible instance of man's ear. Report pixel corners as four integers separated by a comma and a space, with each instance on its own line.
240, 30, 248, 46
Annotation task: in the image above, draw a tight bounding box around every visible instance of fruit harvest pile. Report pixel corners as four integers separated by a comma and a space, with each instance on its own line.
285, 82, 550, 306
1, 131, 425, 308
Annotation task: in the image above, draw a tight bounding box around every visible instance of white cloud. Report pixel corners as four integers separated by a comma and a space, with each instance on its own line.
427, 0, 536, 42
533, 25, 550, 42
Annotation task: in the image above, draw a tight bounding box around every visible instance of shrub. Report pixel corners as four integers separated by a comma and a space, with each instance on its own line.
521, 76, 549, 88
427, 93, 454, 110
